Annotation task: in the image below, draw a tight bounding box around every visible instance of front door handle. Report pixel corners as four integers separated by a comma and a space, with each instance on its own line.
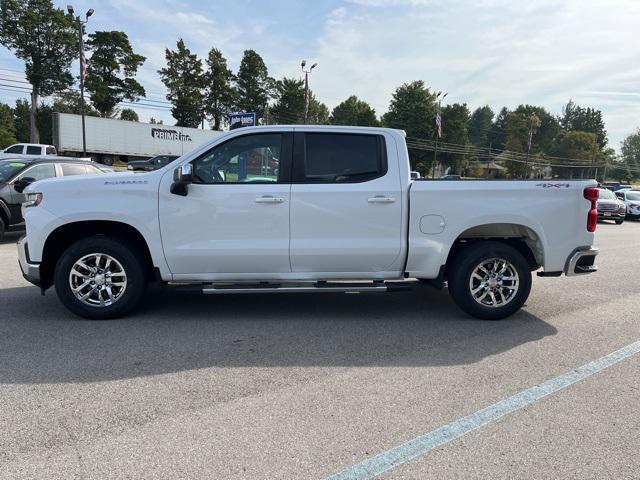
368, 195, 396, 204
255, 195, 285, 204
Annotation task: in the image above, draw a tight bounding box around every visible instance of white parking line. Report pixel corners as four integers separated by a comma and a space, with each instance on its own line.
326, 341, 640, 480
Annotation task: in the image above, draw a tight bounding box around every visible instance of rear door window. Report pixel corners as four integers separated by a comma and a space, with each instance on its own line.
26, 146, 41, 155
60, 163, 90, 176
302, 133, 385, 183
46, 146, 57, 155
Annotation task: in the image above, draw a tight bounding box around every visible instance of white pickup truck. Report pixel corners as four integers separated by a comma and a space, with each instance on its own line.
0, 143, 57, 159
17, 126, 599, 320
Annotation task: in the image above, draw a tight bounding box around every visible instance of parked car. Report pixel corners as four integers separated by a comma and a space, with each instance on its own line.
18, 126, 599, 321
615, 189, 640, 220
127, 155, 179, 172
601, 182, 633, 192
0, 143, 57, 160
597, 188, 626, 224
0, 157, 106, 240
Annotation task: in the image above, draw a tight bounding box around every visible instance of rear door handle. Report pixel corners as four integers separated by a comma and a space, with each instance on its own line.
368, 195, 396, 204
255, 195, 285, 204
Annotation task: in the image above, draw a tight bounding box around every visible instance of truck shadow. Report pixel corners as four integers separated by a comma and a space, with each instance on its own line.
0, 285, 557, 384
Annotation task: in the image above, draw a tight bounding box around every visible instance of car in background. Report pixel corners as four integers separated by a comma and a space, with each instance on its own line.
597, 188, 626, 224
127, 155, 179, 172
0, 143, 57, 160
0, 157, 106, 240
615, 189, 640, 220
601, 182, 633, 192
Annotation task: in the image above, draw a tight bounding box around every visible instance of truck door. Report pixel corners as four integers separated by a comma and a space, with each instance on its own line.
289, 131, 403, 275
159, 131, 293, 276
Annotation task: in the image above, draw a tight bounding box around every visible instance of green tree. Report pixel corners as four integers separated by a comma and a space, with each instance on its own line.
203, 48, 236, 130
235, 49, 272, 119
308, 97, 329, 125
50, 90, 99, 116
158, 39, 204, 128
514, 104, 560, 154
468, 105, 494, 148
0, 102, 17, 148
439, 103, 470, 175
0, 0, 77, 142
489, 107, 509, 151
382, 81, 437, 175
85, 31, 146, 117
119, 108, 139, 121
13, 99, 30, 142
552, 130, 599, 179
270, 77, 305, 124
329, 95, 379, 126
561, 100, 607, 148
504, 112, 540, 178
35, 102, 53, 145
620, 129, 640, 181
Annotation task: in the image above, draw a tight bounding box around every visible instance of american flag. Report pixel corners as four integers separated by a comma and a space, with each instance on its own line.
80, 51, 89, 82
435, 107, 442, 138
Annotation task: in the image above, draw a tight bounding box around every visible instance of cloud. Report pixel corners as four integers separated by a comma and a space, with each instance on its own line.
312, 0, 640, 148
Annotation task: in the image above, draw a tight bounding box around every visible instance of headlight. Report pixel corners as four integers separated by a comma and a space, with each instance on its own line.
127, 164, 133, 170
23, 192, 43, 208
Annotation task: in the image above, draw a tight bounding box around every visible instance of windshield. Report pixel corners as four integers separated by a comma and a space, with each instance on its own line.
0, 160, 27, 183
598, 189, 616, 200
626, 192, 640, 201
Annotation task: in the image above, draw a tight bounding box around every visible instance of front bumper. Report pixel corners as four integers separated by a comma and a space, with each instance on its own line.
598, 211, 625, 220
17, 236, 41, 287
565, 246, 599, 276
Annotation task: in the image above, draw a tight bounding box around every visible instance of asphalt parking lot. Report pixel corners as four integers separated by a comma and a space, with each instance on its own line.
1, 222, 639, 480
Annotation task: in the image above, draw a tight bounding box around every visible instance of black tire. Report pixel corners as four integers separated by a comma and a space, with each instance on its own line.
54, 235, 147, 320
615, 219, 624, 225
447, 241, 532, 320
101, 156, 114, 166
0, 216, 5, 242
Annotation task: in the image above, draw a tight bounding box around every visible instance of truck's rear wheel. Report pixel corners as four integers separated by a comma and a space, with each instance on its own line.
54, 236, 147, 320
447, 241, 532, 320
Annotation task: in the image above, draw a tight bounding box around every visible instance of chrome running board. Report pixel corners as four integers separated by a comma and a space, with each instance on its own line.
173, 281, 416, 295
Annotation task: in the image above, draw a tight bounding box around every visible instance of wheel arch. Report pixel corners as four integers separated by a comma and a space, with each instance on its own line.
40, 220, 156, 290
445, 223, 544, 275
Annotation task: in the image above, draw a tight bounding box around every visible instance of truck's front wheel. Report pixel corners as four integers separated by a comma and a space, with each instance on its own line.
447, 241, 532, 320
54, 236, 147, 320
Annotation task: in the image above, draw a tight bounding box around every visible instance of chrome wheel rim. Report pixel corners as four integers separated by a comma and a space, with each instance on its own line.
469, 258, 519, 308
68, 253, 127, 307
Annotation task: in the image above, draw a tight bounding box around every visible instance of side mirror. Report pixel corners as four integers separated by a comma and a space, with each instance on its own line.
13, 176, 36, 193
170, 163, 193, 196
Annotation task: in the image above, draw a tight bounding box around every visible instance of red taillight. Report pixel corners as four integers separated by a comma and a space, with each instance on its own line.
584, 187, 599, 232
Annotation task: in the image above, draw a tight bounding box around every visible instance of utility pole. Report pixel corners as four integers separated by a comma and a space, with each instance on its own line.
524, 115, 533, 179
301, 60, 317, 124
432, 92, 447, 178
68, 5, 94, 156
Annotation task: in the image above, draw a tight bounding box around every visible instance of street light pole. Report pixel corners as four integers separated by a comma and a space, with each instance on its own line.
68, 5, 93, 157
301, 60, 317, 124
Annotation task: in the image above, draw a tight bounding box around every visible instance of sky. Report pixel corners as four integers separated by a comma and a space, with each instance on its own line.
1, 0, 639, 149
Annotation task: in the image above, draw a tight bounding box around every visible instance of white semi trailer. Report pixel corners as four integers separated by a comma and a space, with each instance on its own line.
52, 113, 223, 165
